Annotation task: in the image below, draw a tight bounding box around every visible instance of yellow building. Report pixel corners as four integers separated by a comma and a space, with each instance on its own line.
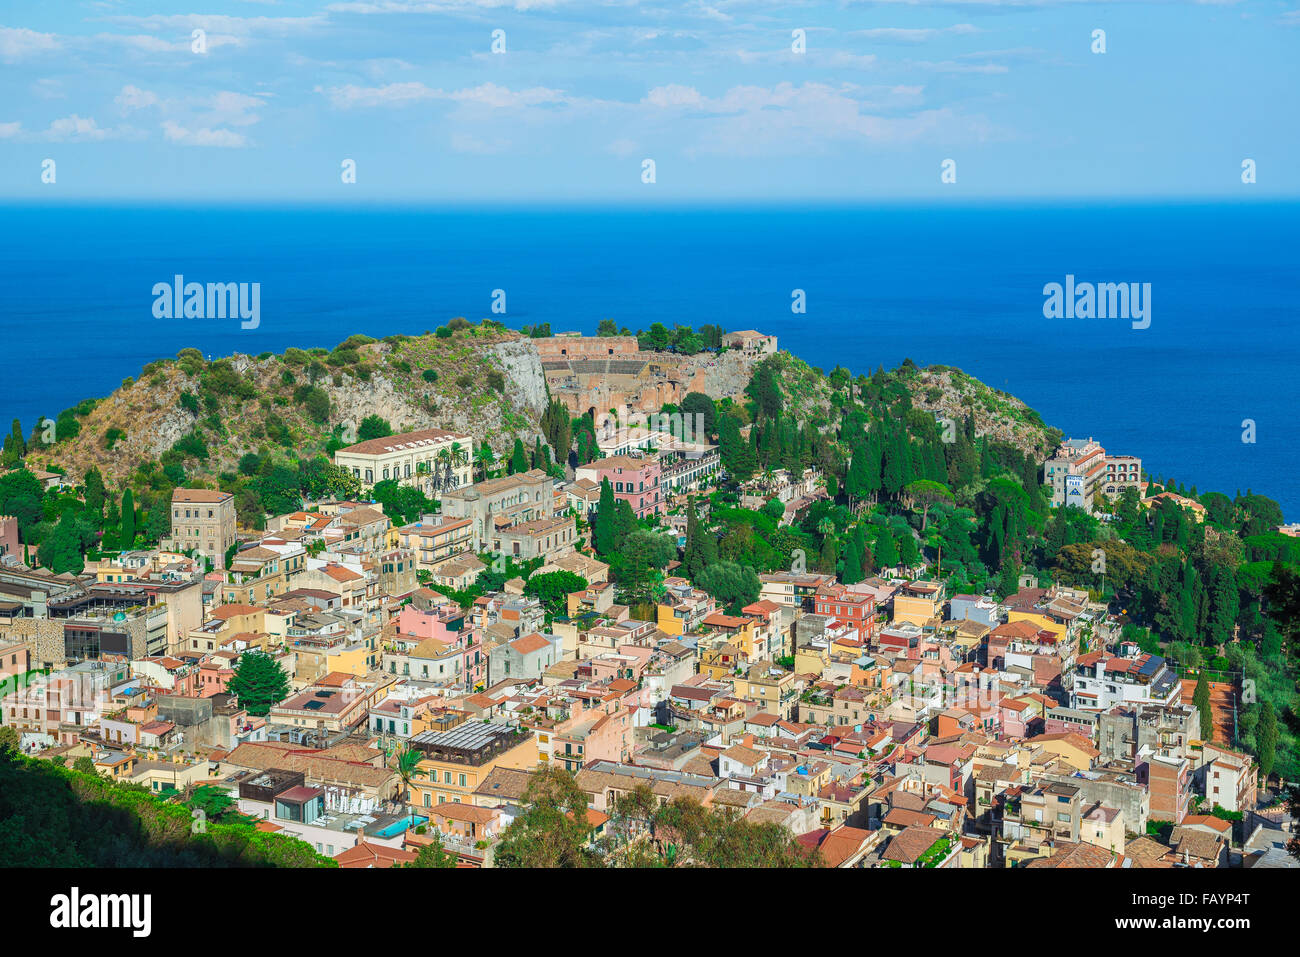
408, 723, 538, 810
892, 581, 945, 628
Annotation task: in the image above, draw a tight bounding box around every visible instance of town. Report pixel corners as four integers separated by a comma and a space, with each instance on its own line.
0, 324, 1296, 870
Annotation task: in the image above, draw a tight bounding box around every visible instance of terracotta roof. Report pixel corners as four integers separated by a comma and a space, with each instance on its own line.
337, 427, 468, 457
882, 826, 949, 864
172, 488, 232, 503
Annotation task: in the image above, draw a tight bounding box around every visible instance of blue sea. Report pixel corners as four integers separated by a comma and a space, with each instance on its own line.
1, 202, 1296, 518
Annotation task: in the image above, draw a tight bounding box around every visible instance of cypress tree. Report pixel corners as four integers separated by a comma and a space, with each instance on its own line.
1193, 670, 1213, 742
873, 532, 899, 570
120, 488, 136, 547
842, 528, 864, 584
509, 439, 528, 475
595, 479, 616, 555
1257, 699, 1277, 780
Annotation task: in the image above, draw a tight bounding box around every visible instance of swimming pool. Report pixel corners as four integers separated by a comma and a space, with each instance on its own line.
373, 815, 427, 839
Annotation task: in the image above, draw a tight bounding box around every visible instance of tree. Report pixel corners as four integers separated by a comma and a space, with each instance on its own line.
525, 571, 588, 618
594, 479, 618, 555
474, 445, 497, 482
540, 400, 572, 460
120, 488, 136, 547
509, 438, 528, 475
684, 506, 718, 581
0, 726, 18, 753
393, 748, 423, 826
1263, 560, 1300, 654
679, 392, 717, 437
407, 833, 458, 868
356, 415, 393, 442
696, 561, 761, 611
37, 512, 84, 575
495, 767, 599, 868
904, 479, 954, 532
873, 532, 899, 570
841, 529, 864, 584
187, 784, 238, 822
227, 651, 290, 717
1193, 670, 1213, 742
83, 466, 106, 519
0, 469, 43, 539
746, 362, 783, 420
1257, 699, 1277, 781
73, 756, 95, 774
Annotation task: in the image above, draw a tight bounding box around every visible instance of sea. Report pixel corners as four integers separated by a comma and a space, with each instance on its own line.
1, 201, 1295, 518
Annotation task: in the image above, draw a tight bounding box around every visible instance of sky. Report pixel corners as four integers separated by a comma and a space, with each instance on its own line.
0, 0, 1297, 201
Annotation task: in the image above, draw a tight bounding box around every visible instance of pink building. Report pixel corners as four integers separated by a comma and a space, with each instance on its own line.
198, 660, 234, 697
0, 514, 19, 564
394, 605, 485, 691
575, 455, 664, 518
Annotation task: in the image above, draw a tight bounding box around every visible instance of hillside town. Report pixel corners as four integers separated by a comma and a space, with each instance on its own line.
0, 330, 1296, 871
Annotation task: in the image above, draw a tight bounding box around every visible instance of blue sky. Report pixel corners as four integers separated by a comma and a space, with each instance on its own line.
1, 0, 1297, 200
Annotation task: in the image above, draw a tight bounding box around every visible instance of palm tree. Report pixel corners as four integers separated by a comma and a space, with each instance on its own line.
393, 747, 423, 826
474, 445, 496, 482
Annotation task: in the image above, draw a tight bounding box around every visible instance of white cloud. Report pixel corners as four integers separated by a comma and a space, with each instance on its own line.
318, 81, 567, 109
0, 25, 60, 61
116, 85, 159, 111
44, 114, 114, 142
639, 81, 993, 155
854, 24, 980, 43
161, 120, 250, 147
0, 121, 22, 139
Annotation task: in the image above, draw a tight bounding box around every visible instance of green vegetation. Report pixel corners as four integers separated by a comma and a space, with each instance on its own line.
0, 750, 334, 867
226, 651, 291, 717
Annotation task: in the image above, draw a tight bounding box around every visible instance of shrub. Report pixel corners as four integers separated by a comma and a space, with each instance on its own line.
422, 369, 439, 383
103, 427, 126, 451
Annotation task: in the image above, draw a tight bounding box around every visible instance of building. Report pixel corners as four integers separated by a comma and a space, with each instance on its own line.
170, 488, 237, 569
1147, 751, 1191, 825
1102, 454, 1143, 496
724, 330, 778, 356
440, 469, 555, 551
1071, 650, 1182, 712
408, 723, 538, 809
392, 517, 475, 571
1201, 742, 1257, 815
487, 632, 562, 685
489, 516, 576, 562
574, 455, 664, 518
1044, 437, 1141, 511
334, 427, 473, 495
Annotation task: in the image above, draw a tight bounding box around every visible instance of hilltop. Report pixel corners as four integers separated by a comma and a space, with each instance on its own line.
20, 325, 1061, 495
